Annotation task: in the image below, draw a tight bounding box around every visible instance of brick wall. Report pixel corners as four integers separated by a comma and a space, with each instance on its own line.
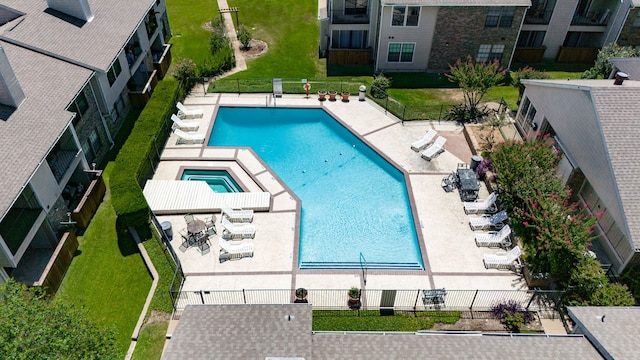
618, 8, 640, 47
428, 6, 524, 71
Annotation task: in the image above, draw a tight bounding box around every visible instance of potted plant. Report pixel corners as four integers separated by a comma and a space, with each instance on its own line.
294, 288, 308, 303
317, 90, 327, 101
341, 91, 350, 102
328, 90, 338, 101
347, 287, 361, 309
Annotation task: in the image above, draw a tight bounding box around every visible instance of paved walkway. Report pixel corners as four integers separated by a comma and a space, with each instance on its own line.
152, 93, 526, 296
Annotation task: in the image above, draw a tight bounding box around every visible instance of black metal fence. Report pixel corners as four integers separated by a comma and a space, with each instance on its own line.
171, 288, 563, 315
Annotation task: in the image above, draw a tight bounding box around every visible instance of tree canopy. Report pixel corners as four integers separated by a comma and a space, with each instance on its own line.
0, 279, 118, 360
447, 56, 506, 110
581, 43, 640, 79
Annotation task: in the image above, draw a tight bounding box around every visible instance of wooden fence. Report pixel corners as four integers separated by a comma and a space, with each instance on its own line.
72, 170, 106, 229
34, 231, 79, 295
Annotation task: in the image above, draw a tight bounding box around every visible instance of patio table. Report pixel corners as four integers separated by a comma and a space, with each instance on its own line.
187, 219, 206, 235
456, 168, 479, 201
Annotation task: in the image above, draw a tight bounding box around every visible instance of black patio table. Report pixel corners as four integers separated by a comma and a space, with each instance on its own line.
456, 168, 479, 201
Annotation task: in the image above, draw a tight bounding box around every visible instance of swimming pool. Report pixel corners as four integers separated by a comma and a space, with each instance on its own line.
181, 169, 243, 193
209, 107, 423, 269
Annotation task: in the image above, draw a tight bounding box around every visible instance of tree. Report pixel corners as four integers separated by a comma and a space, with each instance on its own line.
581, 43, 640, 79
0, 279, 118, 360
447, 56, 506, 119
511, 67, 551, 104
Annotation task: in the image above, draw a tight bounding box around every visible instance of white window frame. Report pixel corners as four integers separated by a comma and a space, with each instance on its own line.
476, 44, 505, 62
387, 42, 415, 63
391, 5, 420, 27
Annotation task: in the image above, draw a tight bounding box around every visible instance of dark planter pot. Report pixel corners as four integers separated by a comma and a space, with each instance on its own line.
295, 288, 308, 303
328, 91, 337, 101
348, 297, 361, 309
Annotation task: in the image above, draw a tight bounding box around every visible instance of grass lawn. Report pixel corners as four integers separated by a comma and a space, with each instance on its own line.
313, 310, 461, 331
55, 163, 152, 355
227, 0, 323, 79
166, 0, 219, 65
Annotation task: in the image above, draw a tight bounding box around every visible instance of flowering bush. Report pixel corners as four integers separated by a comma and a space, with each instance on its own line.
491, 300, 534, 332
172, 58, 196, 82
475, 158, 494, 179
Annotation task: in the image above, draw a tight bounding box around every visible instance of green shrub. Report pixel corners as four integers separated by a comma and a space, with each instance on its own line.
371, 73, 391, 99
589, 283, 636, 306
111, 78, 180, 228
237, 24, 252, 50
621, 265, 640, 301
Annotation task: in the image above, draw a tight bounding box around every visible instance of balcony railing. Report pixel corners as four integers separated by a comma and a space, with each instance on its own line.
524, 9, 553, 24
571, 11, 610, 26
153, 44, 172, 79
128, 69, 159, 108
49, 149, 80, 183
331, 9, 369, 24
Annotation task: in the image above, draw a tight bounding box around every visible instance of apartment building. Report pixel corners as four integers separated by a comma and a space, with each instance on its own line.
0, 0, 171, 287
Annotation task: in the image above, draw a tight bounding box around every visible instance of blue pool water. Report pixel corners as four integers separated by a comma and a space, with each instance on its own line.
209, 107, 423, 269
181, 169, 243, 193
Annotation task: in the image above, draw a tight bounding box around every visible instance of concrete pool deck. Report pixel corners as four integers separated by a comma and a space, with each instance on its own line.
152, 92, 527, 294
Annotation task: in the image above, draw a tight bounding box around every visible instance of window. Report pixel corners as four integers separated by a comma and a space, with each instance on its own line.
517, 31, 546, 48
387, 43, 415, 63
69, 90, 89, 126
516, 97, 537, 134
485, 6, 515, 27
634, 12, 640, 27
107, 59, 122, 86
392, 6, 420, 26
331, 30, 368, 49
476, 44, 504, 62
345, 0, 367, 15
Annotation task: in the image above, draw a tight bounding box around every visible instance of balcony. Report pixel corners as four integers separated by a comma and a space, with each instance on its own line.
556, 46, 599, 63
331, 9, 369, 24
524, 10, 553, 24
128, 69, 159, 108
513, 47, 546, 63
571, 11, 610, 26
48, 149, 80, 183
153, 44, 172, 79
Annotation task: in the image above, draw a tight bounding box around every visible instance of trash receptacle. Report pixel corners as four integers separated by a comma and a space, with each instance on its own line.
161, 221, 173, 240
359, 85, 366, 101
470, 155, 483, 172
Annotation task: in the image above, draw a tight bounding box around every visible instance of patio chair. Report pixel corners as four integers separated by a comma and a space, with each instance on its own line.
174, 128, 205, 145
441, 173, 457, 193
483, 246, 522, 270
204, 215, 216, 228
421, 136, 447, 161
221, 217, 256, 239
463, 192, 498, 214
197, 234, 211, 255
475, 225, 512, 248
469, 210, 508, 230
178, 229, 190, 252
218, 238, 254, 262
184, 214, 195, 224
176, 101, 204, 119
411, 129, 437, 151
221, 206, 254, 223
171, 114, 199, 131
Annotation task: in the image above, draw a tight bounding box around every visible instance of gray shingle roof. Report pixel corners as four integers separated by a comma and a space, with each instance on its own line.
161, 304, 313, 360
0, 41, 91, 218
609, 57, 640, 81
568, 306, 640, 360
381, 0, 531, 6
164, 305, 603, 360
0, 0, 155, 71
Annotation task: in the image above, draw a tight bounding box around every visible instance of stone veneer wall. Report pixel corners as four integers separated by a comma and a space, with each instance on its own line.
428, 6, 525, 71
72, 84, 111, 164
617, 8, 640, 47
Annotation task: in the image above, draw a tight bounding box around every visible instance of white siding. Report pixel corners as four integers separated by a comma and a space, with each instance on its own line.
543, 0, 580, 59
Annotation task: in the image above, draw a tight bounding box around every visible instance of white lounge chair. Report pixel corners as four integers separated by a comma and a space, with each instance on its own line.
218, 238, 254, 262
475, 225, 512, 248
174, 128, 205, 144
463, 192, 498, 214
421, 136, 447, 160
469, 210, 508, 230
221, 206, 254, 223
411, 129, 438, 151
273, 78, 283, 98
483, 246, 522, 270
171, 114, 199, 131
176, 101, 204, 119
221, 217, 256, 239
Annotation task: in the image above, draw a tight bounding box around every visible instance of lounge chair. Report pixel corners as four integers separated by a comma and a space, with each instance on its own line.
483, 245, 522, 270
221, 217, 256, 239
463, 192, 498, 214
469, 210, 508, 230
273, 78, 283, 98
174, 129, 205, 144
421, 136, 447, 160
475, 225, 512, 248
171, 114, 199, 131
218, 238, 254, 262
221, 206, 254, 223
176, 101, 204, 119
411, 129, 437, 151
